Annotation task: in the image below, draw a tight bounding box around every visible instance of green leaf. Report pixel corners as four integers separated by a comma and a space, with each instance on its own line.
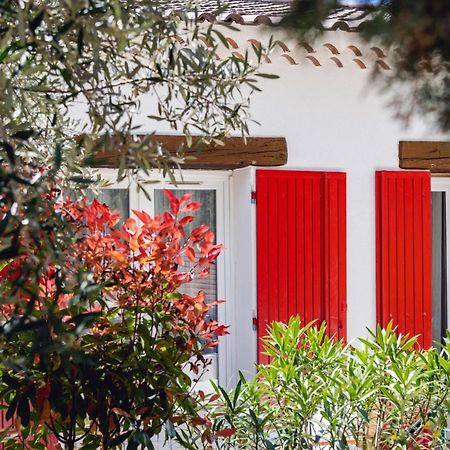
77, 28, 84, 55
0, 245, 19, 260
29, 10, 46, 33
69, 176, 94, 185
1, 141, 15, 164
53, 144, 62, 171
211, 29, 230, 49
109, 430, 133, 447
17, 396, 30, 427
134, 431, 154, 449
5, 395, 19, 421
165, 420, 176, 439
11, 129, 34, 140
79, 444, 99, 450
126, 435, 139, 450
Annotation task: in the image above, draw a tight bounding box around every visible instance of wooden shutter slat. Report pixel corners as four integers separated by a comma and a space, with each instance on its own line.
376, 171, 432, 348
338, 176, 347, 336
413, 177, 424, 341
278, 176, 289, 324
312, 177, 323, 321
304, 178, 314, 324
388, 177, 398, 324
297, 177, 306, 321
325, 174, 347, 337
287, 176, 298, 319
396, 177, 406, 333
256, 170, 347, 363
268, 176, 279, 327
422, 177, 433, 346
325, 174, 345, 337
324, 176, 331, 330
404, 177, 414, 328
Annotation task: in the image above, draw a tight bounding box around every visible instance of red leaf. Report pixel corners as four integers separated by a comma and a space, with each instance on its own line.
132, 209, 152, 224
190, 224, 209, 240
163, 188, 177, 202
191, 416, 208, 426
179, 193, 193, 204
185, 246, 196, 263
204, 230, 215, 243
214, 325, 229, 336
179, 216, 195, 226
125, 218, 137, 232
164, 189, 180, 215
112, 407, 132, 418
209, 394, 219, 403
170, 199, 180, 215
36, 383, 51, 409
182, 202, 201, 212
208, 245, 222, 260
215, 428, 236, 438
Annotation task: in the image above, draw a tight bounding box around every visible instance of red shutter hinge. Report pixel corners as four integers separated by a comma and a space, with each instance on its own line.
252, 315, 258, 331
251, 191, 257, 204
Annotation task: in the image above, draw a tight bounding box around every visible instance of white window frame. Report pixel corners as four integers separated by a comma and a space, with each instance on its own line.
95, 169, 234, 387
431, 178, 450, 338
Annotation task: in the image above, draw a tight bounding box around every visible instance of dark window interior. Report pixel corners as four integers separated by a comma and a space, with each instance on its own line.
431, 191, 448, 344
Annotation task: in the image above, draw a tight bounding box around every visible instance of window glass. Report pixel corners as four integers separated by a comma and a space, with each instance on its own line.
154, 189, 218, 380
431, 191, 448, 344
154, 189, 217, 319
87, 188, 130, 223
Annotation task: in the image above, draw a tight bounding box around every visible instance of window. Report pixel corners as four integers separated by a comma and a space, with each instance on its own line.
154, 188, 219, 381
85, 171, 231, 387
86, 188, 130, 222
137, 171, 231, 388
431, 180, 450, 344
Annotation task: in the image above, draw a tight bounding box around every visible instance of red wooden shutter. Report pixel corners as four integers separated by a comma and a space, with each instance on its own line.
256, 170, 347, 363
376, 171, 432, 348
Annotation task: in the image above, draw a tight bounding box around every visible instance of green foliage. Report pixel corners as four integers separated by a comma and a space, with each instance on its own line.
0, 3, 271, 446
0, 196, 226, 449
0, 0, 270, 327
199, 318, 450, 449
0, 0, 271, 184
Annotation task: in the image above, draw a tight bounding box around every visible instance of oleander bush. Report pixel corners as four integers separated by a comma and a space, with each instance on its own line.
196, 318, 450, 450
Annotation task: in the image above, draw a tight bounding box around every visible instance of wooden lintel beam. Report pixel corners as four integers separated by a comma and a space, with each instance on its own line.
91, 135, 287, 170
399, 141, 450, 172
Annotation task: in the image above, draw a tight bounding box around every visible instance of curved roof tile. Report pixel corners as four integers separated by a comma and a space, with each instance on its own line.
169, 1, 375, 30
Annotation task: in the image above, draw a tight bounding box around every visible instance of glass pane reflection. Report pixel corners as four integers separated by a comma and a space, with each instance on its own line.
87, 189, 130, 224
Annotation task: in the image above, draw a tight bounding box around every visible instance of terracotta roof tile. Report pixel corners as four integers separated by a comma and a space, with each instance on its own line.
168, 1, 375, 29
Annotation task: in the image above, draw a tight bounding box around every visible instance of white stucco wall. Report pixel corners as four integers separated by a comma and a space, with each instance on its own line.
224, 26, 449, 378
70, 24, 449, 382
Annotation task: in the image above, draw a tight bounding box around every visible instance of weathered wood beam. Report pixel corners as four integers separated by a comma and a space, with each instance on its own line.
399, 141, 450, 172
91, 135, 287, 170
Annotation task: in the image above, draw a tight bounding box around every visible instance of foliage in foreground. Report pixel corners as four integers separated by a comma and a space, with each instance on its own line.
0, 192, 225, 449
282, 0, 449, 130
0, 0, 269, 373
0, 2, 269, 446
198, 318, 450, 449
